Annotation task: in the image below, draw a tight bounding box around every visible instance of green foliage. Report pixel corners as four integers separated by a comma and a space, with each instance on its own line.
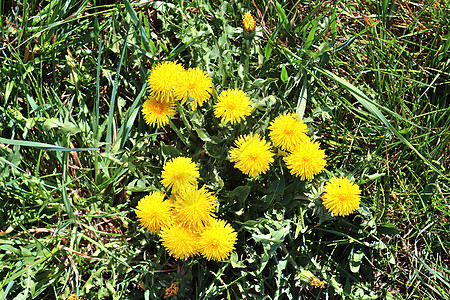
1, 0, 449, 299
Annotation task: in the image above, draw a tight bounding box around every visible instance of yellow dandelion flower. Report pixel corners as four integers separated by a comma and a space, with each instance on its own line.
214, 89, 253, 124
198, 219, 237, 261
135, 191, 172, 234
67, 295, 80, 300
242, 12, 256, 33
160, 223, 198, 259
174, 67, 212, 110
174, 186, 217, 231
229, 133, 274, 177
299, 270, 325, 288
268, 112, 308, 151
142, 96, 176, 128
161, 157, 200, 192
322, 176, 361, 216
147, 61, 185, 102
310, 277, 326, 288
284, 139, 326, 180
164, 282, 180, 299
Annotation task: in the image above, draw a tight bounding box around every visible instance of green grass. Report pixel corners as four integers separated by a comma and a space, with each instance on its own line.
1, 0, 449, 299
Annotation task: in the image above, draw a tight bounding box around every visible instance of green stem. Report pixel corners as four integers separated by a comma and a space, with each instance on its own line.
214, 38, 227, 87
94, 149, 100, 185
62, 137, 74, 219
281, 243, 298, 269
169, 119, 187, 146
244, 47, 250, 81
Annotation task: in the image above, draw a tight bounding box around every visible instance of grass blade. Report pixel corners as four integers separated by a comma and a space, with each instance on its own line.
0, 138, 98, 152
116, 84, 147, 150
121, 0, 150, 47
94, 34, 102, 140
105, 33, 128, 152
311, 67, 448, 180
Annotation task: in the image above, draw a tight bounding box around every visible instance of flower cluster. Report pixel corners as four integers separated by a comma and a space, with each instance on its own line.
135, 156, 237, 261
267, 113, 360, 215
142, 61, 213, 127
138, 12, 363, 267
228, 112, 327, 181
142, 61, 254, 128
268, 112, 326, 180
141, 60, 360, 222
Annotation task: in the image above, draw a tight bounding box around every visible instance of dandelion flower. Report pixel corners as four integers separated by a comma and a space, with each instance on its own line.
322, 176, 361, 216
164, 282, 180, 299
174, 67, 212, 110
310, 277, 326, 288
242, 12, 256, 33
161, 157, 200, 192
142, 96, 176, 128
135, 191, 172, 234
269, 113, 308, 151
299, 270, 325, 287
147, 61, 185, 102
284, 139, 326, 180
198, 219, 237, 261
160, 223, 198, 259
174, 186, 217, 231
214, 89, 253, 124
229, 133, 274, 177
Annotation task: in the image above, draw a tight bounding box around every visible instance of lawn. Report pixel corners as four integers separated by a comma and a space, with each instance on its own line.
0, 0, 449, 299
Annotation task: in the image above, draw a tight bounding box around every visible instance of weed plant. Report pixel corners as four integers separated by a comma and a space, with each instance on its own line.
0, 0, 449, 299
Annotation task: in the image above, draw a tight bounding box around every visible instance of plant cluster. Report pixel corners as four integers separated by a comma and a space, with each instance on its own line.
135, 11, 362, 276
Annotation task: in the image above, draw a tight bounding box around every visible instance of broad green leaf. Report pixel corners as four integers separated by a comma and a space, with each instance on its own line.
349, 247, 364, 273
377, 224, 401, 236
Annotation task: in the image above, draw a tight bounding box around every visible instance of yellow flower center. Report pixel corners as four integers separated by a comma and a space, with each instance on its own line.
226, 103, 236, 110
284, 129, 294, 135
248, 154, 258, 162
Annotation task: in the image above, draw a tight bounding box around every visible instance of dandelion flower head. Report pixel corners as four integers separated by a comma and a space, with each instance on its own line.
174, 186, 218, 231
284, 139, 326, 180
135, 191, 172, 234
269, 112, 308, 151
142, 96, 176, 128
164, 282, 180, 299
322, 176, 361, 216
242, 12, 256, 33
214, 89, 253, 125
198, 219, 237, 261
174, 67, 212, 110
160, 223, 198, 259
229, 133, 274, 177
161, 157, 200, 192
310, 277, 326, 288
147, 61, 184, 102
